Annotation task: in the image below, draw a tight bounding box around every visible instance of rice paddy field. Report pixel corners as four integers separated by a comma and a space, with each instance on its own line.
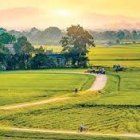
89, 45, 140, 67
0, 70, 94, 106
0, 44, 140, 140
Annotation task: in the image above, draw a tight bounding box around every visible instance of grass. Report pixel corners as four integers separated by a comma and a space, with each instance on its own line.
0, 70, 94, 106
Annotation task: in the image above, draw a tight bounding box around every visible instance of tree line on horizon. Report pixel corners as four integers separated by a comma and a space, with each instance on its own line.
0, 25, 95, 70
1, 27, 140, 45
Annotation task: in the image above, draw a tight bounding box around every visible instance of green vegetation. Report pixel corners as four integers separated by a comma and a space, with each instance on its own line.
0, 40, 140, 139
61, 25, 95, 67
0, 70, 139, 135
0, 70, 94, 106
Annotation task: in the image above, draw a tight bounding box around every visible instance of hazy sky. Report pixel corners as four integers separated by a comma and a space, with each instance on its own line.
0, 0, 140, 30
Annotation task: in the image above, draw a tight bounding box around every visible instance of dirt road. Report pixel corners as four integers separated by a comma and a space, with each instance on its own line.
8, 127, 140, 139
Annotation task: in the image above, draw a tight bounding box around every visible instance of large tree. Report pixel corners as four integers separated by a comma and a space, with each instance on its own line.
61, 25, 95, 67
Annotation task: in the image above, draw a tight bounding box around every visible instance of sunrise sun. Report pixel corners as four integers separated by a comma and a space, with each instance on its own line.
55, 9, 72, 17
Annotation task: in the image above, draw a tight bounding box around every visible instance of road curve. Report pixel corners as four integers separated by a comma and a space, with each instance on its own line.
88, 74, 107, 91
0, 72, 107, 110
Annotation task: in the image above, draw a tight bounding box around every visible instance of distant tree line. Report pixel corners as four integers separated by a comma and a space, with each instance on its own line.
6, 27, 140, 45
1, 26, 139, 71
9, 27, 63, 45
91, 30, 140, 43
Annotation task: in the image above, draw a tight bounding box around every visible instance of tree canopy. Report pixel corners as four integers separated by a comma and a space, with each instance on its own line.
61, 25, 95, 67
0, 32, 16, 44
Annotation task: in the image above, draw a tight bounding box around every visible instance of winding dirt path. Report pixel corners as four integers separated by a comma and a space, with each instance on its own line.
88, 74, 107, 91
0, 97, 69, 110
0, 73, 107, 110
8, 127, 140, 139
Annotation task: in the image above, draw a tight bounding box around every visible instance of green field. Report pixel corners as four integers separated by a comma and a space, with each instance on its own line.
88, 45, 140, 67
0, 70, 140, 135
95, 71, 140, 105
0, 70, 94, 106
0, 45, 140, 140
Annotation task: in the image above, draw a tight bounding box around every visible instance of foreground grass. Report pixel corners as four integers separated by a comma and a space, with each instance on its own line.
0, 70, 139, 134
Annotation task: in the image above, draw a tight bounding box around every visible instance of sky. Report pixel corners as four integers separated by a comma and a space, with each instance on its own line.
0, 0, 140, 30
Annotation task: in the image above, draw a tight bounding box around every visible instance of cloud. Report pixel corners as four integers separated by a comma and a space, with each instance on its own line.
0, 7, 42, 19
0, 7, 139, 30
79, 12, 140, 30
0, 7, 43, 30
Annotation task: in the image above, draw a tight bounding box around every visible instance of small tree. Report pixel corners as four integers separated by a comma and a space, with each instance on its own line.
61, 25, 95, 67
30, 46, 56, 69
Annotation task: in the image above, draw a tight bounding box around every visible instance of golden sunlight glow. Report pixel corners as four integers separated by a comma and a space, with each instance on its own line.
0, 0, 140, 30
55, 10, 72, 17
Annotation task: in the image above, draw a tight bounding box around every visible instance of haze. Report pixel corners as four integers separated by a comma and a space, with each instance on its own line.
0, 0, 140, 30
